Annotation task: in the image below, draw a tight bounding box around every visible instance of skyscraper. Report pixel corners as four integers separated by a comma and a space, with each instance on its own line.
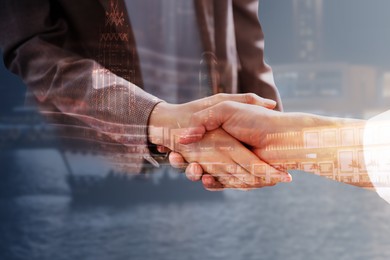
292, 0, 324, 62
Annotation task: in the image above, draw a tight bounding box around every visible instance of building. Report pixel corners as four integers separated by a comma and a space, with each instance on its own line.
273, 62, 378, 118
261, 124, 375, 188
292, 0, 324, 62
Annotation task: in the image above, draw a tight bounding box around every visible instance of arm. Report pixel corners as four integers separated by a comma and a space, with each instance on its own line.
0, 0, 160, 173
0, 1, 278, 174
179, 102, 388, 191
148, 96, 291, 190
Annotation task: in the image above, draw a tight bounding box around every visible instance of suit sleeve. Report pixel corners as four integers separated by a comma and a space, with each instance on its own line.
0, 0, 162, 173
232, 0, 283, 111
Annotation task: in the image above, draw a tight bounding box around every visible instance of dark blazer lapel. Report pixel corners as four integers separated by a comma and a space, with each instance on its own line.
97, 0, 109, 10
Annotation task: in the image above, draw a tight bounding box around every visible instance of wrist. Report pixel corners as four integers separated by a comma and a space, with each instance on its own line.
148, 102, 182, 147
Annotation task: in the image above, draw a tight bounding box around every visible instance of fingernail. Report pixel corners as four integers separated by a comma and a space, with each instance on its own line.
186, 164, 196, 180
263, 99, 277, 108
281, 174, 292, 183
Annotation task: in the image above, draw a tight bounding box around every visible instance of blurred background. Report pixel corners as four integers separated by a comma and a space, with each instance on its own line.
2, 1, 390, 260
261, 0, 390, 118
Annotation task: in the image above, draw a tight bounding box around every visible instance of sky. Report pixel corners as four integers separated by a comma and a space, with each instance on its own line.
259, 0, 390, 67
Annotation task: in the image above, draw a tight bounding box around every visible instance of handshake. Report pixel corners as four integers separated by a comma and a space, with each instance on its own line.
148, 93, 368, 191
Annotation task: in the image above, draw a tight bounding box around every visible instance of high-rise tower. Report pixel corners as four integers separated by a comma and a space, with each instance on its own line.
293, 0, 324, 62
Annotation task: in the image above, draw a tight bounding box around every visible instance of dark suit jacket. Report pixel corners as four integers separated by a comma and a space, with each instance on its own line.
0, 0, 282, 173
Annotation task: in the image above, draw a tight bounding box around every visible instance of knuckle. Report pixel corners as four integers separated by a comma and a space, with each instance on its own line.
245, 93, 259, 104
216, 93, 228, 100
219, 100, 234, 109
213, 93, 225, 102
214, 93, 231, 104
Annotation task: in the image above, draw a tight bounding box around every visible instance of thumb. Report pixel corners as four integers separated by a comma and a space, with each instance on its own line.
179, 102, 228, 144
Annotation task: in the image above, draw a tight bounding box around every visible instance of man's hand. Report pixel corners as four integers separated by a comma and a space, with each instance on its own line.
175, 101, 339, 189
171, 128, 291, 191
179, 101, 294, 147
170, 102, 290, 190
147, 94, 292, 190
148, 94, 276, 148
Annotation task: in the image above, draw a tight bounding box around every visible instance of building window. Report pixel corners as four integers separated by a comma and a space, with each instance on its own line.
340, 129, 355, 146
304, 131, 320, 148
322, 130, 337, 147
339, 151, 354, 173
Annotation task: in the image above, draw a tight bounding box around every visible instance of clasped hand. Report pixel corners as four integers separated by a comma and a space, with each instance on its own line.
149, 94, 293, 191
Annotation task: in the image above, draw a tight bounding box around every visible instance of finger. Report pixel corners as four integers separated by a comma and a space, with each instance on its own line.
181, 129, 272, 189
253, 164, 293, 186
185, 162, 203, 181
218, 162, 265, 188
197, 141, 288, 188
202, 172, 255, 191
229, 147, 292, 186
205, 93, 277, 109
178, 102, 228, 144
202, 162, 253, 189
179, 93, 277, 145
169, 152, 187, 169
188, 162, 248, 189
178, 126, 207, 145
201, 174, 225, 191
204, 157, 291, 189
